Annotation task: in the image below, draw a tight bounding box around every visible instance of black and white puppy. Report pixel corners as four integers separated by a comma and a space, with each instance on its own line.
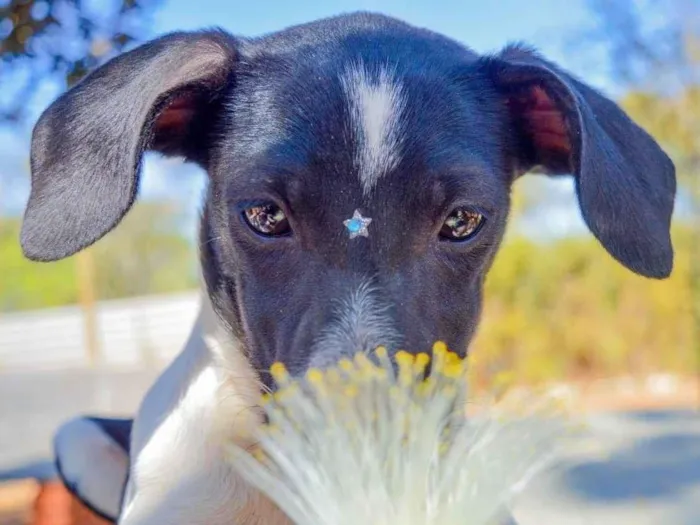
21, 11, 675, 525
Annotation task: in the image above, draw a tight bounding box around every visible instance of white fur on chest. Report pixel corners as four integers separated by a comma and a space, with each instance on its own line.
120, 292, 289, 525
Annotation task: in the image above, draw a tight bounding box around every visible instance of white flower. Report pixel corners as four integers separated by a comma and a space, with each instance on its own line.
227, 343, 570, 525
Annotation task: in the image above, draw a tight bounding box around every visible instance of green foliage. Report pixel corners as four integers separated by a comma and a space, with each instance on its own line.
89, 201, 199, 300
0, 201, 198, 311
554, 0, 699, 384
470, 223, 696, 386
621, 89, 700, 161
1, 0, 160, 121
1, 217, 79, 310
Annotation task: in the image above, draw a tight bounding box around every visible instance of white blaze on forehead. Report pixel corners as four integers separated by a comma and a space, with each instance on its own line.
341, 62, 406, 196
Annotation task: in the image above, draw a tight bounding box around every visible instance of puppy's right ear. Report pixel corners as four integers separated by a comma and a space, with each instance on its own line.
21, 30, 237, 261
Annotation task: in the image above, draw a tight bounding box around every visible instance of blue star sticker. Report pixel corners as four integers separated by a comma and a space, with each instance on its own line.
343, 209, 372, 239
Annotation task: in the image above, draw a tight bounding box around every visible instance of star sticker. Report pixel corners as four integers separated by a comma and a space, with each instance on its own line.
343, 209, 372, 239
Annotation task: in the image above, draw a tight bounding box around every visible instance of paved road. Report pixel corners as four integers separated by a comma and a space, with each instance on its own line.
513, 409, 700, 525
0, 368, 157, 475
1, 369, 699, 524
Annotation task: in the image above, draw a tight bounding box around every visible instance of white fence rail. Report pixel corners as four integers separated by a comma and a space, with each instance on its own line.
0, 292, 200, 370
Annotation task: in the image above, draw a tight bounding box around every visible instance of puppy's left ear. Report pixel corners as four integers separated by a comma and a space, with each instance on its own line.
481, 44, 676, 279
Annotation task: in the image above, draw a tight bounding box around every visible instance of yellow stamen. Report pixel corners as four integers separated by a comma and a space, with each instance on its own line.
270, 362, 289, 384
432, 340, 448, 354
374, 346, 388, 360
414, 352, 431, 374
306, 368, 324, 385
443, 362, 466, 379
338, 358, 355, 372
344, 384, 359, 398
432, 341, 448, 374
395, 350, 415, 367
395, 350, 415, 387
445, 350, 462, 366
354, 352, 378, 380
416, 377, 436, 397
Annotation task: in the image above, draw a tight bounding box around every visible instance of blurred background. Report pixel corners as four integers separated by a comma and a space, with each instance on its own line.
0, 0, 698, 524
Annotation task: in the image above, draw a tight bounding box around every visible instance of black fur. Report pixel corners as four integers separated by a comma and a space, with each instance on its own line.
482, 44, 675, 277
22, 30, 237, 260
22, 12, 675, 387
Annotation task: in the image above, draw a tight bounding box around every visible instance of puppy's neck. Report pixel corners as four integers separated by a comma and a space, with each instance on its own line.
123, 290, 288, 525
198, 292, 292, 523
196, 288, 264, 445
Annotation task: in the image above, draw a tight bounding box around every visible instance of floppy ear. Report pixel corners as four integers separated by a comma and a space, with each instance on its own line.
21, 30, 237, 262
481, 44, 676, 279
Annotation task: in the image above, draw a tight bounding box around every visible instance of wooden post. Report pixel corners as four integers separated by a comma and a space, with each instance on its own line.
76, 249, 100, 366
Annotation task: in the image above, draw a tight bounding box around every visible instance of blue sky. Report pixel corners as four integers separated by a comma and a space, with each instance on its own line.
1, 0, 606, 238
153, 0, 591, 62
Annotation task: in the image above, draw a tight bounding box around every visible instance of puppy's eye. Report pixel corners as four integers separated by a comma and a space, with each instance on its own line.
439, 208, 485, 241
243, 203, 291, 237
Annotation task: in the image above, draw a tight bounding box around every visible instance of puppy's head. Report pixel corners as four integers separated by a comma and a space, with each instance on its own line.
21, 13, 675, 386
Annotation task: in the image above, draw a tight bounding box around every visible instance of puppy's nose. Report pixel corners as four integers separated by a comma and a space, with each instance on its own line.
306, 280, 401, 371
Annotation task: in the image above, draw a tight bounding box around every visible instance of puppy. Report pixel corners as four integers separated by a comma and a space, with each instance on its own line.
21, 11, 675, 525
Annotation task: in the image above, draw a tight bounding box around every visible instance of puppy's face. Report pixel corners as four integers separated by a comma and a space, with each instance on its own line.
203, 40, 512, 377
21, 13, 675, 386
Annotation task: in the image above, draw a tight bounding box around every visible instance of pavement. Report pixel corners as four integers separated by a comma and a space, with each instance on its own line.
1, 369, 699, 524
513, 408, 700, 525
0, 368, 157, 475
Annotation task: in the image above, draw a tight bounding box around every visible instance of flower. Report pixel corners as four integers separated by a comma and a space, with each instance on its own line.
227, 342, 570, 525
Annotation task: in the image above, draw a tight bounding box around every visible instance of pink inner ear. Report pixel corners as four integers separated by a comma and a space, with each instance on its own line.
153, 94, 197, 136
509, 85, 572, 157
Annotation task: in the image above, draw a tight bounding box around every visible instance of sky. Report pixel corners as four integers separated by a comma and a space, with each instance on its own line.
0, 0, 605, 238
152, 0, 591, 61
